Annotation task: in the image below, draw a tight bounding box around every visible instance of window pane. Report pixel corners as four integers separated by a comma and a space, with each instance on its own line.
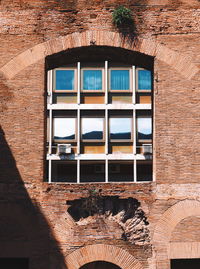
110, 118, 131, 140
110, 70, 129, 90
82, 118, 104, 140
138, 70, 152, 90
80, 161, 105, 182
54, 118, 76, 140
55, 70, 74, 90
52, 161, 77, 182
108, 162, 133, 182
137, 161, 152, 182
83, 70, 102, 90
137, 117, 152, 140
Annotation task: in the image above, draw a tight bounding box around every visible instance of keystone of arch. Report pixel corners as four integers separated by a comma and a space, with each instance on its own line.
65, 244, 143, 269
0, 30, 199, 80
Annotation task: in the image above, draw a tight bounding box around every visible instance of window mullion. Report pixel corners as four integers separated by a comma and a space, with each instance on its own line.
77, 108, 80, 155
48, 159, 52, 183
105, 61, 108, 104
134, 159, 137, 182
49, 108, 52, 155
77, 159, 80, 183
133, 109, 136, 155
105, 108, 108, 155
132, 66, 136, 104
77, 62, 81, 104
105, 159, 108, 183
47, 70, 53, 104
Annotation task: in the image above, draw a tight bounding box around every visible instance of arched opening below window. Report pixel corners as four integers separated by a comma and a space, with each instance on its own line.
80, 261, 121, 269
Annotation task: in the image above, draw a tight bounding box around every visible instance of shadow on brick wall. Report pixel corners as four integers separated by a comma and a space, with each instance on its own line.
0, 126, 67, 269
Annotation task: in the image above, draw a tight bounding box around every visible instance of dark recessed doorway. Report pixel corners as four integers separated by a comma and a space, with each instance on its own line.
0, 258, 29, 269
171, 259, 200, 269
80, 261, 121, 269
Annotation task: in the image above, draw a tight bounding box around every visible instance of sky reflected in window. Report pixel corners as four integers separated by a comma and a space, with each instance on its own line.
138, 70, 152, 90
83, 70, 102, 90
55, 70, 74, 90
82, 118, 104, 139
137, 117, 152, 140
110, 118, 131, 139
54, 118, 76, 140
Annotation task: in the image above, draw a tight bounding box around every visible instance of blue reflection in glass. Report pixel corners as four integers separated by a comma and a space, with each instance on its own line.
137, 117, 152, 140
110, 118, 131, 139
82, 118, 104, 140
110, 70, 129, 90
55, 70, 74, 90
138, 70, 152, 90
83, 70, 102, 90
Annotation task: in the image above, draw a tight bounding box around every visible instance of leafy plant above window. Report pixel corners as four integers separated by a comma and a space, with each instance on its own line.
112, 6, 133, 27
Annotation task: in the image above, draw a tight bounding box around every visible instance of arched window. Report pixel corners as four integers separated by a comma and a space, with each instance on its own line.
46, 47, 153, 183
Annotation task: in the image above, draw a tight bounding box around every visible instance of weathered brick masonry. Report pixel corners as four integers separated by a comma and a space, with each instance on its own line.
1, 0, 200, 269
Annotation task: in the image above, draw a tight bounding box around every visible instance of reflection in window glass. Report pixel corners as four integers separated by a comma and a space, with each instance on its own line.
110, 70, 129, 90
82, 118, 104, 140
138, 70, 152, 90
110, 118, 131, 140
55, 70, 74, 90
137, 117, 152, 140
83, 70, 102, 90
54, 118, 76, 140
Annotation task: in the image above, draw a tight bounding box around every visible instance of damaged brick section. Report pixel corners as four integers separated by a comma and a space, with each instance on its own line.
67, 192, 150, 245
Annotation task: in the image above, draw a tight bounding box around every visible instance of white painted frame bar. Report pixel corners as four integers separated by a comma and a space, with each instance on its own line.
47, 70, 53, 104
77, 62, 81, 104
134, 159, 137, 182
105, 108, 108, 155
77, 159, 80, 183
132, 66, 136, 104
105, 61, 108, 104
48, 159, 52, 183
48, 103, 151, 110
133, 109, 136, 155
49, 108, 53, 155
77, 108, 80, 155
105, 159, 108, 183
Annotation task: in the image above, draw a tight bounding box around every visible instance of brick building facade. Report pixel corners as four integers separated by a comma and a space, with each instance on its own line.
1, 0, 200, 268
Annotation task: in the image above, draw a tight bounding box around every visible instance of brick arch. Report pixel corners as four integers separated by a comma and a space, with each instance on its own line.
0, 30, 199, 80
153, 199, 200, 269
65, 244, 143, 269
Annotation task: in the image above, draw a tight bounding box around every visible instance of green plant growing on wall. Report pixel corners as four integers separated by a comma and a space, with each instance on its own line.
112, 6, 133, 27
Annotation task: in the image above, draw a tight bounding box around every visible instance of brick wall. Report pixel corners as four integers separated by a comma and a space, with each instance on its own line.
1, 1, 200, 269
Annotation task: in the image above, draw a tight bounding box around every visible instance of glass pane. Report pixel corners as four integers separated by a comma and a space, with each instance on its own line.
83, 70, 102, 90
55, 70, 74, 90
54, 118, 76, 140
137, 161, 152, 182
82, 118, 104, 140
52, 161, 77, 182
137, 117, 152, 140
108, 162, 133, 182
80, 161, 105, 182
138, 70, 152, 90
110, 118, 131, 140
110, 70, 129, 90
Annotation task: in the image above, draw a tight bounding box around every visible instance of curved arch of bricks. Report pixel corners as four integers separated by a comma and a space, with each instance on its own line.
65, 244, 143, 269
153, 199, 200, 269
0, 30, 199, 80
